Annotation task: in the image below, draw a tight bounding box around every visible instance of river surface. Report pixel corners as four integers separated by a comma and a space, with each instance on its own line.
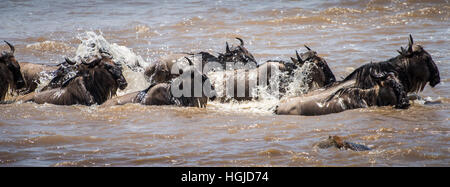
0, 0, 449, 166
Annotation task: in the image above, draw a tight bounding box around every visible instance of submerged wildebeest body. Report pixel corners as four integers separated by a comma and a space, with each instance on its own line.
275, 71, 409, 116
104, 59, 214, 108
211, 61, 287, 101
101, 83, 174, 106
0, 41, 25, 101
316, 136, 371, 151
17, 57, 127, 106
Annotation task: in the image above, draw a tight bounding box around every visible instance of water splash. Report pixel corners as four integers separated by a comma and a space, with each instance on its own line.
284, 62, 316, 97
207, 62, 317, 114
75, 31, 149, 70
74, 31, 152, 95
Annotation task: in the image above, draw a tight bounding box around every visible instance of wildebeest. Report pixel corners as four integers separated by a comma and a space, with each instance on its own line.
275, 71, 409, 116
283, 46, 336, 92
343, 34, 440, 93
40, 50, 118, 91
293, 45, 336, 88
0, 41, 25, 101
17, 56, 127, 106
217, 37, 257, 66
103, 57, 214, 108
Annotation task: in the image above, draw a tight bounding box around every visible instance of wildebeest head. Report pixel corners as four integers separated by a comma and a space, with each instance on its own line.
291, 45, 336, 86
144, 60, 172, 84
397, 34, 440, 90
171, 57, 215, 107
79, 55, 128, 90
218, 37, 257, 65
1, 41, 25, 89
371, 71, 409, 109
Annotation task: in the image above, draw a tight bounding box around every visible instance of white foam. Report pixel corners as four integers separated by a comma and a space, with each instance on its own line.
207, 62, 317, 114
74, 31, 151, 95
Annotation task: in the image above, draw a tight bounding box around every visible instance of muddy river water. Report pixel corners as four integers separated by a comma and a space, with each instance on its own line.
0, 0, 449, 166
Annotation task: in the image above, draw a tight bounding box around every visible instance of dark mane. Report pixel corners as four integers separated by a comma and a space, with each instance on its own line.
343, 55, 407, 89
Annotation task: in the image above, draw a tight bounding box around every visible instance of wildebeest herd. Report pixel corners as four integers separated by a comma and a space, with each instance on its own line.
0, 35, 441, 117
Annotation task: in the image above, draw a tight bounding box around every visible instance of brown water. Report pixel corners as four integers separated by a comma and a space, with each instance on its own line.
1, 0, 449, 166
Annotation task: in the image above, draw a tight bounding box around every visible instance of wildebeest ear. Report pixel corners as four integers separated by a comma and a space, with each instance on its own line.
225, 42, 231, 53
4, 40, 15, 54
235, 37, 244, 46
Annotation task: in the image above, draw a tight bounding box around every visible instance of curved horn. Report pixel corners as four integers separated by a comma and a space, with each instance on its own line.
408, 34, 414, 46
235, 37, 244, 46
64, 57, 76, 65
4, 41, 15, 54
304, 45, 311, 51
185, 57, 193, 65
407, 34, 413, 52
295, 50, 302, 63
